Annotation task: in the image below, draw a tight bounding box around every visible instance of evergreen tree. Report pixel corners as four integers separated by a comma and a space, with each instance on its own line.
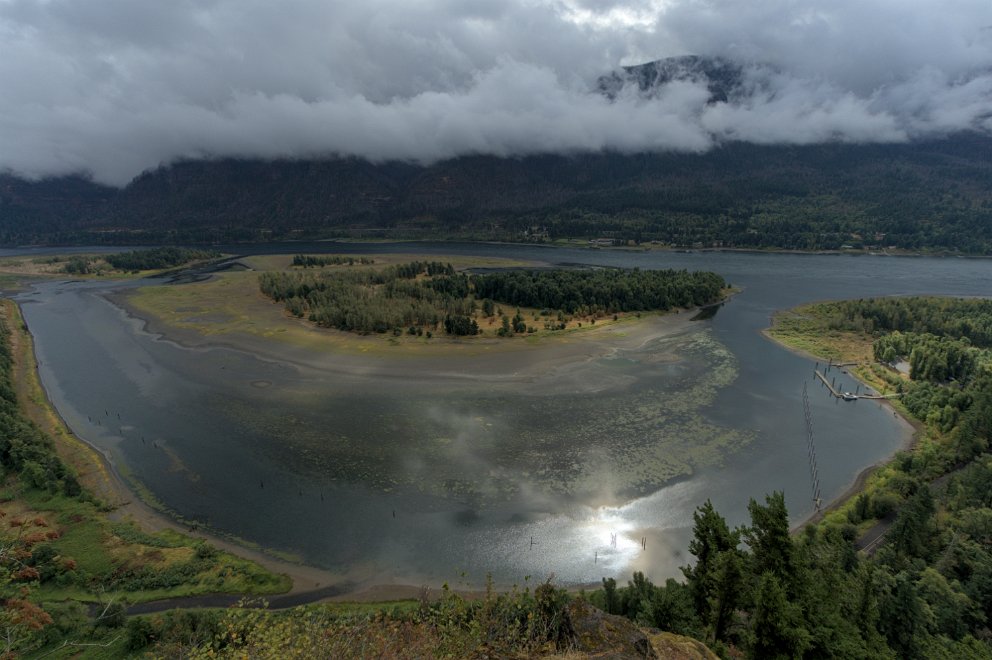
878, 572, 929, 659
744, 492, 798, 594
749, 572, 810, 659
682, 500, 744, 643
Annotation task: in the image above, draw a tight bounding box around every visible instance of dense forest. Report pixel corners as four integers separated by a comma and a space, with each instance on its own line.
291, 254, 374, 268
1, 133, 991, 252
472, 268, 727, 314
259, 261, 726, 336
103, 246, 219, 271
582, 296, 992, 658
61, 246, 219, 275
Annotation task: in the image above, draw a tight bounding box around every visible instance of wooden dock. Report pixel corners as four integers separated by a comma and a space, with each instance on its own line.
813, 367, 900, 401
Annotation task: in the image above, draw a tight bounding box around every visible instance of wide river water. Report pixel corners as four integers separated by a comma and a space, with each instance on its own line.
9, 244, 992, 590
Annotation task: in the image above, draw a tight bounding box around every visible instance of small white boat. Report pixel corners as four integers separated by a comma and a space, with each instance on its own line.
841, 392, 858, 401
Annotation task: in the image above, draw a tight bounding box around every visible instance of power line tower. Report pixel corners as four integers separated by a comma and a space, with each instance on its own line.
802, 381, 823, 512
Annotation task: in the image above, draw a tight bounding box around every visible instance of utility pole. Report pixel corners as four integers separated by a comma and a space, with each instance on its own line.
803, 381, 823, 512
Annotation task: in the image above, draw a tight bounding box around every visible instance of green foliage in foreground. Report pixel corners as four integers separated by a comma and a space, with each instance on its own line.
260, 261, 727, 336
592, 476, 992, 659
46, 580, 575, 659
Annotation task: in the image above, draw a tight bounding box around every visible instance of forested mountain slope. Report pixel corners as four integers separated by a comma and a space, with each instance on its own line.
1, 132, 990, 251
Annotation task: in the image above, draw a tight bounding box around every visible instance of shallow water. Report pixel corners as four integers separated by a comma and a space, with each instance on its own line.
15, 245, 992, 588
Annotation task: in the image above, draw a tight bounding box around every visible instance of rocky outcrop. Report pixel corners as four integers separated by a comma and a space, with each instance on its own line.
566, 599, 658, 659
647, 631, 720, 660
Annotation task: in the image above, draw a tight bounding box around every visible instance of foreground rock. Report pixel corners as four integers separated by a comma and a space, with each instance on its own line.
647, 631, 720, 659
566, 599, 658, 659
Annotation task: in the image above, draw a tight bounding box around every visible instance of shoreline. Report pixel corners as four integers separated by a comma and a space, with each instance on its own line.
108, 277, 712, 384
5, 297, 357, 600
14, 264, 896, 602
759, 323, 920, 530
241, 237, 989, 260
13, 280, 712, 603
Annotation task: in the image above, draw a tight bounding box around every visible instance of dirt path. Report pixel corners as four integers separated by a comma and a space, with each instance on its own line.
123, 583, 358, 615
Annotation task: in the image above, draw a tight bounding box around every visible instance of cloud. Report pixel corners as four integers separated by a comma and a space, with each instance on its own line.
0, 0, 990, 185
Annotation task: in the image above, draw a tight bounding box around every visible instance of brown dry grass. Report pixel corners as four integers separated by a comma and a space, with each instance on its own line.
125, 253, 655, 359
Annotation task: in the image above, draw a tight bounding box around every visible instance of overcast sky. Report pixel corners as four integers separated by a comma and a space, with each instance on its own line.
2, 0, 991, 185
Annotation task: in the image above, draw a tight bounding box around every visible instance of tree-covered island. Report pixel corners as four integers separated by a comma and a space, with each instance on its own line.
260, 257, 728, 337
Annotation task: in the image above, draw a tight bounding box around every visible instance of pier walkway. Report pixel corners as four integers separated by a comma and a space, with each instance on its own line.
813, 367, 901, 401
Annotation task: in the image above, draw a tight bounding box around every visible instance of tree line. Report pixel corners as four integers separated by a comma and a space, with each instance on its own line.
7, 135, 992, 254
824, 296, 992, 348
472, 268, 727, 314
291, 254, 374, 267
259, 262, 727, 337
62, 246, 219, 275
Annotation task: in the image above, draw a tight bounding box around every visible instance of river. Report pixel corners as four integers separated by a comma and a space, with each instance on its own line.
10, 244, 992, 590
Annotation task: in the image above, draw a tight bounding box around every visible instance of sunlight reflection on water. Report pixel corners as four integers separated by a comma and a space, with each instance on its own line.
20, 244, 989, 589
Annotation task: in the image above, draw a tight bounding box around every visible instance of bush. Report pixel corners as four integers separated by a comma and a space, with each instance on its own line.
871, 491, 902, 518
96, 602, 127, 628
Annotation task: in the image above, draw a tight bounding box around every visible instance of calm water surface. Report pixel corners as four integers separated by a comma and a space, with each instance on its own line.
13, 245, 992, 588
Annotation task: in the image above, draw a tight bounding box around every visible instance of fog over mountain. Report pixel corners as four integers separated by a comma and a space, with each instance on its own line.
1, 0, 991, 186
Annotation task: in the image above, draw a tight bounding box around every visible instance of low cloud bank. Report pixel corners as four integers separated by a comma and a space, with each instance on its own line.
1, 0, 990, 185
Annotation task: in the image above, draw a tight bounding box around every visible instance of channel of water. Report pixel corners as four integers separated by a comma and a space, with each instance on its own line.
11, 244, 992, 588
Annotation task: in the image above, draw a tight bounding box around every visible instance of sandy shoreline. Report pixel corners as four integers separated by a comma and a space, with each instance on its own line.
109, 284, 705, 385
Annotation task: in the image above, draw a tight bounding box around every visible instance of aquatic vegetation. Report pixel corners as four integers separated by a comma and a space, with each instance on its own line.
214, 325, 751, 509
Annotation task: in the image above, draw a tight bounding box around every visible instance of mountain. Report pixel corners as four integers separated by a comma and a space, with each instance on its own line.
597, 55, 749, 103
1, 56, 990, 252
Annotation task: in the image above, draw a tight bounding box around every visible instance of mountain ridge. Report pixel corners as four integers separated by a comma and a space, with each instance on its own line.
1, 132, 990, 251
597, 55, 749, 103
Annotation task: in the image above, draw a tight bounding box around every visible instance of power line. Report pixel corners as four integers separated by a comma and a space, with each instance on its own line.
802, 381, 823, 512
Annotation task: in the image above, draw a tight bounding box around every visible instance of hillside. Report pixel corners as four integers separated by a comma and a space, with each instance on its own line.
2, 132, 991, 251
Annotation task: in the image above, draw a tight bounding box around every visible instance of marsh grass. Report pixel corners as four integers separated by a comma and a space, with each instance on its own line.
765, 304, 876, 363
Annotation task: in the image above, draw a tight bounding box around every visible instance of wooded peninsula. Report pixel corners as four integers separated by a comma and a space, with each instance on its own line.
260, 257, 727, 337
